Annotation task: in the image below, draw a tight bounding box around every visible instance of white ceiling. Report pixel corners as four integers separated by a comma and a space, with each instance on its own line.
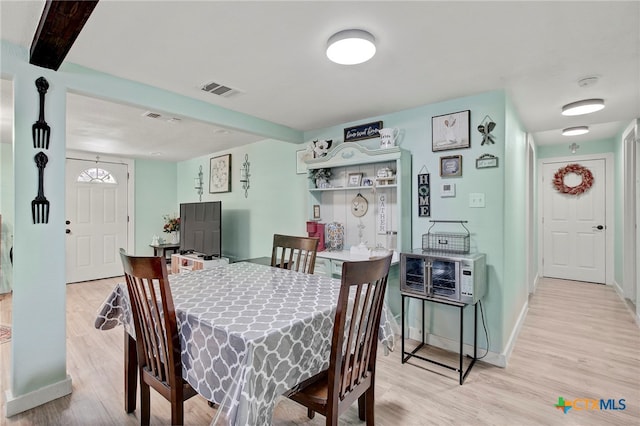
1, 1, 639, 160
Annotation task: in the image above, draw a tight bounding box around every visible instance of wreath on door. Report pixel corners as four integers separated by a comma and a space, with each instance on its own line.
553, 163, 594, 195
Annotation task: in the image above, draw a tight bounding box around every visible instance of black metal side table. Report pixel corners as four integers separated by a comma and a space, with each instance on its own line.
401, 294, 478, 385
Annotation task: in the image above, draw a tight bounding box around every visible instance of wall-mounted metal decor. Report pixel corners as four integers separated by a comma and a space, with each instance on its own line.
33, 77, 50, 149
344, 121, 383, 142
240, 153, 250, 198
418, 172, 431, 217
32, 152, 50, 224
477, 115, 496, 145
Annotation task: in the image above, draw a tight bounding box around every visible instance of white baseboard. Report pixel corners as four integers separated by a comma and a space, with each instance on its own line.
5, 375, 72, 417
500, 300, 529, 368
613, 279, 640, 329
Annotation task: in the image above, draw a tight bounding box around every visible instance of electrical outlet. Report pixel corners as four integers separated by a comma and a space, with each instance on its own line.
469, 192, 485, 208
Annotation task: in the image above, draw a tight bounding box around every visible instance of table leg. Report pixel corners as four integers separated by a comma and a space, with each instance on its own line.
125, 331, 137, 413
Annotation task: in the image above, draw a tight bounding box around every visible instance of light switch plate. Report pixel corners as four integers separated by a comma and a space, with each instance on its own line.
469, 192, 485, 208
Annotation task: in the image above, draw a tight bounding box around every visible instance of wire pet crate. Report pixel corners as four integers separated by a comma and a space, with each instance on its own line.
422, 220, 470, 254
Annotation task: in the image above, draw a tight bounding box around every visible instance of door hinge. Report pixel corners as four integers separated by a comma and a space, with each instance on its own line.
127, 215, 130, 223
127, 172, 130, 179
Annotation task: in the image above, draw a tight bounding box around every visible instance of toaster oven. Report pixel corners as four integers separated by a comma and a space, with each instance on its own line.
400, 250, 486, 304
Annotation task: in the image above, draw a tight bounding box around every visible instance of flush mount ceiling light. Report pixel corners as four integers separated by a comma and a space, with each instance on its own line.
326, 29, 376, 65
562, 126, 589, 136
561, 98, 605, 116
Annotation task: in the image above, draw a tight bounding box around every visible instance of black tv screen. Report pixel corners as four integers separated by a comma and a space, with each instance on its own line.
179, 201, 221, 257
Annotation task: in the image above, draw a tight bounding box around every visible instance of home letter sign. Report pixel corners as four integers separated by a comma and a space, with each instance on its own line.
418, 173, 430, 217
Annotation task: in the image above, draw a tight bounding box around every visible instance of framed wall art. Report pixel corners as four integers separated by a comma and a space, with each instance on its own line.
209, 154, 231, 193
432, 110, 471, 152
440, 155, 462, 177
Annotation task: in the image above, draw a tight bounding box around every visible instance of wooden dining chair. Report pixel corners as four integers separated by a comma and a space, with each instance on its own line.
271, 234, 319, 274
119, 249, 197, 425
285, 253, 393, 425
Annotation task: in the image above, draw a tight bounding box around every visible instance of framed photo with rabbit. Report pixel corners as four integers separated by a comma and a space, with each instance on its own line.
432, 110, 471, 152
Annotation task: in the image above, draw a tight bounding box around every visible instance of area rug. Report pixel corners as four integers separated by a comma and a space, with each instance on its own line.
0, 324, 11, 344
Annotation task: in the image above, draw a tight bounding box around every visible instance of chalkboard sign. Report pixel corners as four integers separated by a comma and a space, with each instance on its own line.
344, 121, 383, 142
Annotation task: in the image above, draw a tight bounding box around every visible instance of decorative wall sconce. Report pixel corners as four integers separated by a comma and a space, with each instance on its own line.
194, 165, 204, 201
240, 154, 250, 198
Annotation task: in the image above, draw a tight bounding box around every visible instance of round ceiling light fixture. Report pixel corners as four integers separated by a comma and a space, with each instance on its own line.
562, 126, 590, 136
326, 29, 376, 65
561, 98, 605, 116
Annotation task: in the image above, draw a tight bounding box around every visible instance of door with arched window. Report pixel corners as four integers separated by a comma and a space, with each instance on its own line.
65, 158, 128, 283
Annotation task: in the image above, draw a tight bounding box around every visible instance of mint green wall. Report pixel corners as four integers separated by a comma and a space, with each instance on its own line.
1, 142, 14, 293
503, 95, 528, 348
177, 139, 308, 262
305, 91, 514, 358
537, 138, 615, 159
134, 160, 177, 255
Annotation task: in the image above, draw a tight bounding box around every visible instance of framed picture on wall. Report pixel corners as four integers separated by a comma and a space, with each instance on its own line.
432, 110, 471, 152
209, 154, 231, 193
440, 155, 462, 177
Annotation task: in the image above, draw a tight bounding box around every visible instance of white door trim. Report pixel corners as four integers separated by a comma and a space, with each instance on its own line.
622, 120, 639, 302
525, 134, 537, 293
537, 152, 614, 285
65, 150, 135, 255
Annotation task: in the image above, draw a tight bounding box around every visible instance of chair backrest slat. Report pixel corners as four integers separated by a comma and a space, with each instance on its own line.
328, 254, 392, 404
271, 234, 319, 274
119, 249, 181, 389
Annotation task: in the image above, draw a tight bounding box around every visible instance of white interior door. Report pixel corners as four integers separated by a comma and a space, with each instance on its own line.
65, 159, 128, 283
542, 159, 606, 283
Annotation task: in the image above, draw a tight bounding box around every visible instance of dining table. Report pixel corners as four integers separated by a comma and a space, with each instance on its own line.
94, 261, 397, 425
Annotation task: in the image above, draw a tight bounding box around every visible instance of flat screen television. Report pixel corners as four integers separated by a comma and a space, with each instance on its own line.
179, 201, 222, 257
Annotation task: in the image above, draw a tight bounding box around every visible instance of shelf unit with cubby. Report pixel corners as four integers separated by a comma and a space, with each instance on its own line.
305, 143, 410, 317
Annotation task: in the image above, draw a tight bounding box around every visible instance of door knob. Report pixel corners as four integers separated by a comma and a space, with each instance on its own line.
592, 225, 604, 230
65, 229, 71, 234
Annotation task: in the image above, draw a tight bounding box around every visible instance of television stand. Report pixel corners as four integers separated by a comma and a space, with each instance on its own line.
170, 253, 229, 274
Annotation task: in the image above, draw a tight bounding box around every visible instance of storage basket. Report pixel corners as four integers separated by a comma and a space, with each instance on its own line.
422, 220, 470, 254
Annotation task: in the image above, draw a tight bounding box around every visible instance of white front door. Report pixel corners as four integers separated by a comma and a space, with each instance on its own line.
65, 159, 128, 283
542, 159, 606, 283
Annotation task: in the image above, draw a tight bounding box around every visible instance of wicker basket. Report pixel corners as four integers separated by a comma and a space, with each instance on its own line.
422, 221, 470, 254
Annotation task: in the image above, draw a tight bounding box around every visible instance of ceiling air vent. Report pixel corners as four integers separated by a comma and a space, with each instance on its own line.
142, 111, 162, 119
201, 81, 242, 98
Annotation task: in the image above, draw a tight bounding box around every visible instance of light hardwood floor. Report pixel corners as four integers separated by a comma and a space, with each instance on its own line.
1, 277, 639, 425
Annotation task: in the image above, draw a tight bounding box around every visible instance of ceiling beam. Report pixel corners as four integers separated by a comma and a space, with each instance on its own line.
30, 0, 99, 71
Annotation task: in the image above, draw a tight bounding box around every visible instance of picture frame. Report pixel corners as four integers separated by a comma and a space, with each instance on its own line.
209, 154, 231, 193
347, 172, 363, 187
296, 149, 307, 174
313, 204, 321, 219
432, 110, 471, 152
476, 153, 499, 169
362, 177, 374, 187
440, 155, 462, 177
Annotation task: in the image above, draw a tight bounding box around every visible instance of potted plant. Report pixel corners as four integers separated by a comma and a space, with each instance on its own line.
309, 168, 332, 188
163, 214, 181, 244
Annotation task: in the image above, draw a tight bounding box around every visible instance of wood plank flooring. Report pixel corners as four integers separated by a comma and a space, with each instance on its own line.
1, 277, 639, 425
